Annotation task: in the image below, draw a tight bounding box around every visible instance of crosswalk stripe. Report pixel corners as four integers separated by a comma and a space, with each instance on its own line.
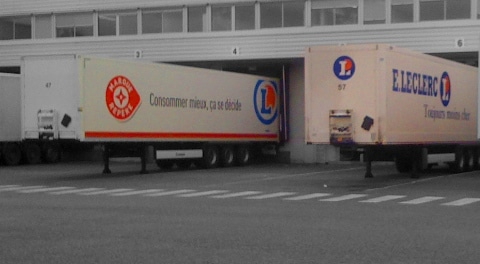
110, 189, 164, 196
78, 188, 134, 196
442, 198, 480, 206
49, 188, 105, 195
0, 186, 45, 192
5, 184, 480, 208
144, 189, 196, 197
284, 193, 332, 201
320, 194, 368, 202
18, 186, 75, 194
211, 191, 262, 199
177, 190, 229, 197
245, 192, 297, 200
0, 185, 20, 189
360, 195, 406, 203
400, 196, 444, 205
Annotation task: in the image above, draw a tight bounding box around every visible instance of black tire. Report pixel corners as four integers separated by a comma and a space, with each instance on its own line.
235, 145, 251, 166
466, 149, 474, 171
201, 145, 219, 169
23, 143, 42, 164
42, 143, 60, 163
220, 146, 235, 167
395, 156, 412, 173
455, 147, 471, 173
156, 160, 174, 170
473, 149, 480, 171
2, 143, 22, 166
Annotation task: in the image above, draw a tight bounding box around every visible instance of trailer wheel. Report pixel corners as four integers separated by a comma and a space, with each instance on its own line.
395, 157, 411, 173
23, 143, 42, 164
220, 146, 235, 167
2, 143, 22, 166
455, 147, 472, 173
235, 145, 251, 166
42, 143, 60, 163
201, 145, 219, 169
473, 149, 480, 170
156, 160, 174, 170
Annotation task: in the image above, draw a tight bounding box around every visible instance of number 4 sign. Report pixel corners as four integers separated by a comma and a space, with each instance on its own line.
231, 47, 240, 56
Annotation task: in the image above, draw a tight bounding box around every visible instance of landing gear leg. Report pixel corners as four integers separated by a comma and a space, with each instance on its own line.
364, 147, 374, 178
140, 145, 148, 174
410, 147, 421, 179
102, 144, 112, 174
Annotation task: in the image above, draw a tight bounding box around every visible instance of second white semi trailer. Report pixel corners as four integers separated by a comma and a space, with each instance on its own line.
305, 44, 479, 178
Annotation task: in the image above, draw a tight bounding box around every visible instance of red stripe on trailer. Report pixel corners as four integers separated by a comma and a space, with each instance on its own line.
85, 131, 278, 140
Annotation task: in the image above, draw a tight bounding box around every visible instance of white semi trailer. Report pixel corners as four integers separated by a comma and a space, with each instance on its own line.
0, 73, 23, 165
1, 55, 280, 173
305, 44, 478, 177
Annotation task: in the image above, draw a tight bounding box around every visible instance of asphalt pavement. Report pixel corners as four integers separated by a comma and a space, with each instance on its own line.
1, 161, 480, 264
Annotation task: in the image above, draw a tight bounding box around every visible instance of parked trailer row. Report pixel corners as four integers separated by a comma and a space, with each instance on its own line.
0, 56, 280, 173
305, 44, 479, 177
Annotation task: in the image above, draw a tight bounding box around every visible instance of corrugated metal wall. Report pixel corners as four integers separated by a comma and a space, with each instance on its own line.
0, 0, 250, 15
1, 0, 479, 65
1, 22, 479, 66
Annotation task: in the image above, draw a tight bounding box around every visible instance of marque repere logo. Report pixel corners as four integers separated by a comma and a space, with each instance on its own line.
105, 75, 142, 121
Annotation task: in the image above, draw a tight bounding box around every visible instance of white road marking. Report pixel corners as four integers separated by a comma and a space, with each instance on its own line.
442, 198, 480, 206
17, 186, 75, 194
0, 186, 45, 192
360, 195, 406, 203
284, 193, 332, 201
6, 183, 480, 208
210, 191, 262, 199
177, 190, 229, 197
320, 194, 368, 202
49, 188, 105, 195
144, 189, 196, 197
400, 196, 444, 205
78, 188, 134, 196
245, 192, 297, 200
110, 189, 164, 196
0, 185, 20, 189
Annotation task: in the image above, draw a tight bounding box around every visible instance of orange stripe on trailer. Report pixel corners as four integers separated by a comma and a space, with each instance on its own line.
85, 131, 278, 140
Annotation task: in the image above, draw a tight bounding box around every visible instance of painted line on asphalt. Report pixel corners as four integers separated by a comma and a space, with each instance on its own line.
0, 185, 45, 192
17, 186, 75, 194
284, 193, 332, 201
320, 194, 368, 202
78, 188, 134, 196
442, 198, 480, 206
210, 191, 262, 199
0, 185, 20, 189
49, 188, 105, 195
400, 196, 444, 205
144, 189, 196, 197
245, 192, 297, 200
110, 189, 164, 196
177, 190, 229, 198
360, 195, 406, 203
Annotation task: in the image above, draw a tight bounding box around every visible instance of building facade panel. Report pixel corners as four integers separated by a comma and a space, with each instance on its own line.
1, 24, 479, 66
0, 0, 253, 15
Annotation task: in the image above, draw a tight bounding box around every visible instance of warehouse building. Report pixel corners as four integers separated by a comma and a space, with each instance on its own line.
1, 0, 479, 163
